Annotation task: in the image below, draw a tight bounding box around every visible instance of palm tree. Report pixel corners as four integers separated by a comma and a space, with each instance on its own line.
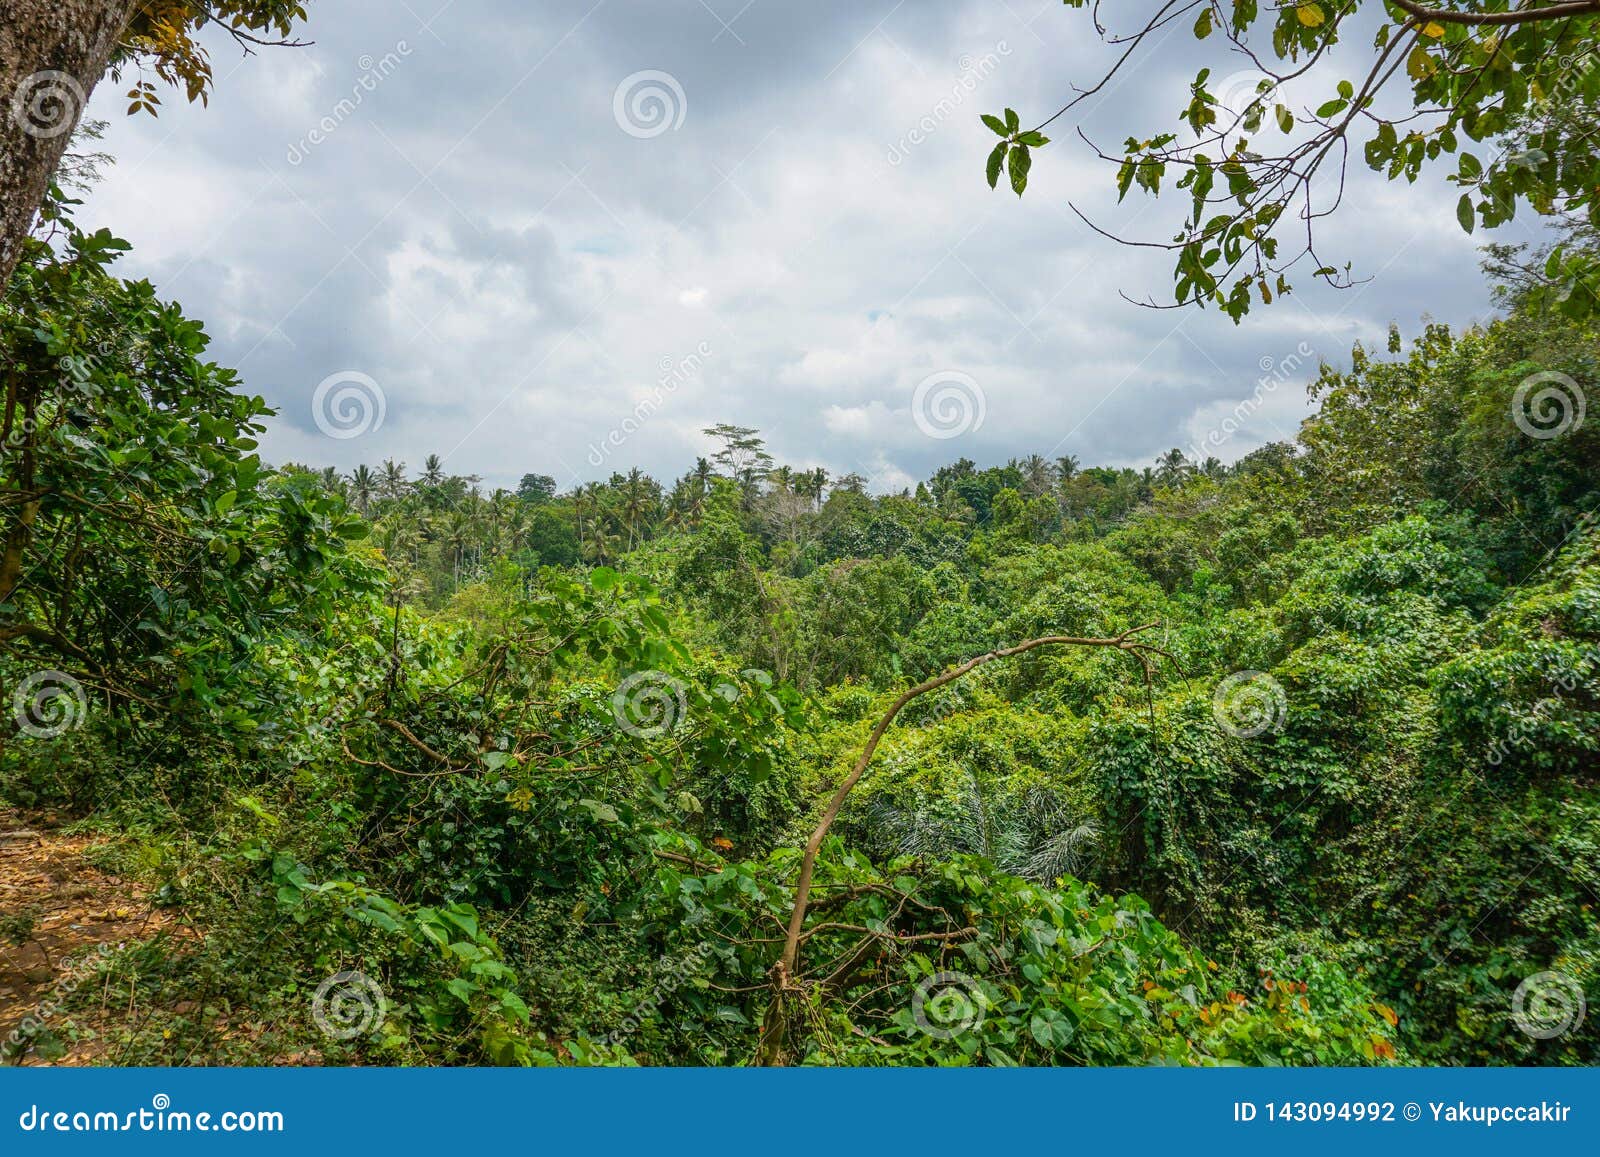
1019, 453, 1054, 497
1055, 454, 1080, 482
348, 464, 377, 514
1153, 448, 1192, 487
379, 458, 409, 502
620, 467, 656, 549
581, 514, 618, 565
421, 454, 444, 486
442, 509, 478, 586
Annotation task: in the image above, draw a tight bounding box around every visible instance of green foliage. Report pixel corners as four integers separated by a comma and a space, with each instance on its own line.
6, 218, 1600, 1068
647, 842, 1398, 1066
991, 3, 1600, 320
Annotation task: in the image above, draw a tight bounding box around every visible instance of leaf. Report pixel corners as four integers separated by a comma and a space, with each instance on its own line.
980, 113, 1008, 137
1456, 193, 1475, 233
579, 798, 619, 823
1194, 7, 1213, 38
1420, 21, 1445, 39
986, 141, 1007, 189
1008, 143, 1032, 196
1296, 3, 1325, 28
1004, 107, 1020, 133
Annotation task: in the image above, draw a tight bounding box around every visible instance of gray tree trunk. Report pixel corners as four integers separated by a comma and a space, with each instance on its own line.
0, 0, 136, 291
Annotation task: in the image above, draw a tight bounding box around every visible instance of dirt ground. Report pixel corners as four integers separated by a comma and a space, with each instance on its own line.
0, 809, 176, 1064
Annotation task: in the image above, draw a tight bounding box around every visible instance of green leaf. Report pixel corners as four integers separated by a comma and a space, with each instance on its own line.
986, 141, 1007, 189
579, 798, 619, 823
1456, 193, 1475, 233
1008, 144, 1032, 196
981, 113, 1008, 137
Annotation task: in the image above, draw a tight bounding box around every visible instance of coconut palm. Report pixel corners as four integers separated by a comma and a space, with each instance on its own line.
379, 458, 409, 502
347, 464, 377, 514
1154, 448, 1193, 486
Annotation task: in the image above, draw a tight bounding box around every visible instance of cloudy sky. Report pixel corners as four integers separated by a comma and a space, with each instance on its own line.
80, 0, 1517, 494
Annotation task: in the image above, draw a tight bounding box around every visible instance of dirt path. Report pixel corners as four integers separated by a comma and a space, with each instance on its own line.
0, 809, 175, 1063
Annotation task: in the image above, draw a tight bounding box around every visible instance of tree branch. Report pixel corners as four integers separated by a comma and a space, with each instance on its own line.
1387, 0, 1600, 27
770, 624, 1179, 987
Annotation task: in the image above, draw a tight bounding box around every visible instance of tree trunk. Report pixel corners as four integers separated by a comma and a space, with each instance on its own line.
0, 0, 136, 291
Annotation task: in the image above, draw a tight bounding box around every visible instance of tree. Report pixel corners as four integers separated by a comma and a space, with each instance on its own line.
0, 2, 311, 290
985, 1, 1600, 320
0, 216, 371, 725
517, 472, 557, 504
347, 464, 377, 514
1154, 448, 1194, 487
379, 458, 408, 502
703, 423, 773, 487
618, 467, 657, 549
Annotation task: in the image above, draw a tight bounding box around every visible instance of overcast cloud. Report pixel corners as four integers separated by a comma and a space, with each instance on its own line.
79, 0, 1515, 493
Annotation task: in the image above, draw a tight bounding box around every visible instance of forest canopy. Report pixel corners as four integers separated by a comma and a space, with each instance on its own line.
0, 0, 1597, 1072
1, 169, 1595, 1064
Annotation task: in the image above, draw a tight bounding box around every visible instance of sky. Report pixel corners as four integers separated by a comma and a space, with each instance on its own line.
79, 0, 1516, 495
